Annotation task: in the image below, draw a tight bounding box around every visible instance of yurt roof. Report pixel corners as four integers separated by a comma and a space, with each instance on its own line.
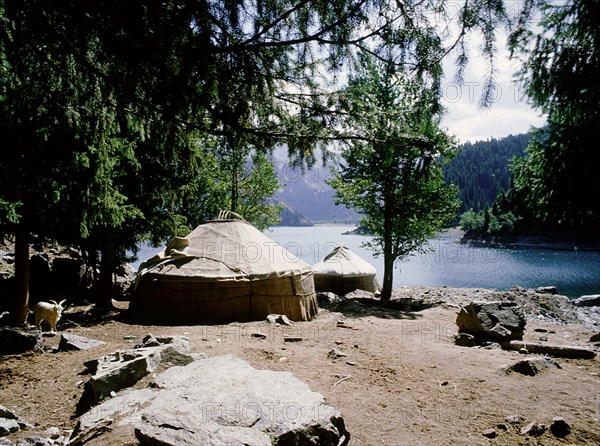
312, 245, 377, 277
137, 219, 311, 282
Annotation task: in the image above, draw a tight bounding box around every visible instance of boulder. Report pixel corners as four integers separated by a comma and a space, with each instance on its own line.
535, 286, 558, 294
0, 328, 42, 356
572, 294, 600, 307
456, 301, 526, 342
72, 354, 349, 446
80, 335, 192, 407
58, 333, 105, 351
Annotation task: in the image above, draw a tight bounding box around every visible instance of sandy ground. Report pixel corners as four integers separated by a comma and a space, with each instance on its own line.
1, 287, 599, 445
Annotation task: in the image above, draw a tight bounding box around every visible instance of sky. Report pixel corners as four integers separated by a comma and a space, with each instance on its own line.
440, 31, 547, 144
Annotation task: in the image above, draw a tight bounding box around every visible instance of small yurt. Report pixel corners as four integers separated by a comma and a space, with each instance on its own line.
130, 217, 318, 324
312, 245, 379, 295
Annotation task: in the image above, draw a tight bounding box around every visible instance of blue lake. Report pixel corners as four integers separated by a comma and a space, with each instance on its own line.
132, 225, 600, 298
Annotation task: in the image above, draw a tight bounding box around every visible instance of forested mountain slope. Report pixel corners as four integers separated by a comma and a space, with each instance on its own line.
443, 133, 531, 214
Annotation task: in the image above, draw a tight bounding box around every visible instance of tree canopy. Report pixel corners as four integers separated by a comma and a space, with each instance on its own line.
509, 0, 600, 232
0, 0, 525, 320
329, 53, 459, 301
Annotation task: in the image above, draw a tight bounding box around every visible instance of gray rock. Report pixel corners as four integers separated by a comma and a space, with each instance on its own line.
58, 333, 105, 351
505, 415, 523, 424
43, 427, 60, 439
573, 294, 600, 307
454, 333, 476, 347
0, 328, 42, 355
590, 333, 600, 342
14, 436, 51, 446
482, 428, 496, 438
135, 412, 272, 446
550, 417, 571, 438
535, 286, 558, 294
0, 419, 20, 436
520, 422, 546, 436
134, 333, 160, 349
72, 354, 349, 446
159, 346, 195, 367
456, 301, 526, 342
83, 348, 162, 403
508, 357, 561, 376
0, 438, 14, 445
0, 405, 32, 431
507, 341, 596, 359
328, 348, 347, 359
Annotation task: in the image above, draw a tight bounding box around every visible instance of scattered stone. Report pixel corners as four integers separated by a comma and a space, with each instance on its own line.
159, 346, 195, 367
346, 361, 356, 366
0, 419, 20, 436
572, 294, 600, 307
0, 438, 13, 445
534, 328, 548, 333
496, 423, 509, 431
71, 355, 350, 446
328, 349, 347, 360
507, 357, 561, 376
539, 336, 548, 342
58, 333, 105, 351
590, 333, 600, 342
14, 436, 51, 446
251, 332, 266, 339
454, 333, 476, 347
505, 415, 523, 424
506, 341, 596, 359
535, 286, 558, 294
283, 336, 303, 342
0, 404, 32, 435
317, 292, 344, 304
134, 333, 160, 348
550, 417, 571, 438
335, 340, 344, 345
456, 301, 526, 342
482, 428, 497, 438
518, 348, 528, 354
0, 327, 42, 355
43, 427, 60, 439
123, 335, 136, 341
520, 422, 546, 436
266, 314, 293, 325
482, 342, 502, 350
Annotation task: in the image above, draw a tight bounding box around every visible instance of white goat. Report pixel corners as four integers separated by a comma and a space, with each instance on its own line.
32, 300, 66, 332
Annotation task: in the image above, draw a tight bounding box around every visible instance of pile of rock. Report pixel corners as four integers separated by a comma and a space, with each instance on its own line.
482, 415, 572, 440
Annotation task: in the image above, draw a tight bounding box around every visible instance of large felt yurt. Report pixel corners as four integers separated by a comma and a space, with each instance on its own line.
312, 245, 379, 295
130, 218, 319, 324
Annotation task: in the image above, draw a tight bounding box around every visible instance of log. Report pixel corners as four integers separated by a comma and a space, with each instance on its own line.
505, 341, 596, 359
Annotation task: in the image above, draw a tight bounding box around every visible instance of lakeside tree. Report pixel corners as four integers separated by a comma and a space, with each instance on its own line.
329, 54, 459, 301
0, 0, 521, 322
509, 0, 600, 234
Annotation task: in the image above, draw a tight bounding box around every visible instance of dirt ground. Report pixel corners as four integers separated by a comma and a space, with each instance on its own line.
1, 287, 599, 446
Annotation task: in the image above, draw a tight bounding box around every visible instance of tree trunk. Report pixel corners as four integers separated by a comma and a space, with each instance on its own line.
380, 205, 394, 302
9, 224, 30, 325
96, 231, 116, 311
380, 249, 394, 302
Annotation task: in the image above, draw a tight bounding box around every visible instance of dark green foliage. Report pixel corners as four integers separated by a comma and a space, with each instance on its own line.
509, 0, 600, 233
329, 54, 459, 301
0, 0, 525, 318
443, 133, 531, 215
